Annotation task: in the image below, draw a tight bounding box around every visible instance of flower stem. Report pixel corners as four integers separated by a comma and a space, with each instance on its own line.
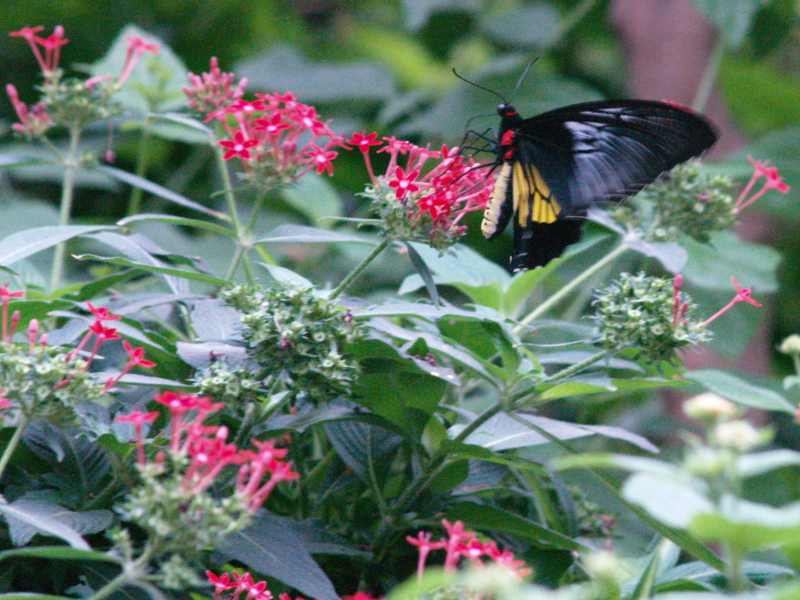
517, 242, 629, 327
0, 413, 31, 482
126, 124, 152, 217
50, 121, 82, 291
329, 237, 390, 300
692, 36, 725, 113
87, 545, 153, 600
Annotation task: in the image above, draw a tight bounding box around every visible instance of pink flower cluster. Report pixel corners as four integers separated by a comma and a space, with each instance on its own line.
406, 519, 532, 580
6, 26, 159, 136
117, 391, 299, 511
65, 301, 156, 393
184, 57, 248, 113
349, 132, 493, 243
671, 273, 761, 329
735, 156, 790, 212
193, 77, 345, 181
207, 570, 380, 600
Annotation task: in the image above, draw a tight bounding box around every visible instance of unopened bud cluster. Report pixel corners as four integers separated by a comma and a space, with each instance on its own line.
614, 161, 737, 243
210, 284, 362, 401
591, 272, 711, 362
0, 342, 103, 425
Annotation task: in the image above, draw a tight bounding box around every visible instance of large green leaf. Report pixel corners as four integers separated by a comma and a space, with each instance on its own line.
444, 502, 588, 551
325, 420, 402, 486
218, 512, 339, 600
0, 225, 115, 267
691, 0, 769, 47
686, 369, 794, 413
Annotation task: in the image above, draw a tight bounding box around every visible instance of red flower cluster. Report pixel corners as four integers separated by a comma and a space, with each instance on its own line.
407, 519, 531, 580
349, 133, 493, 246
9, 26, 67, 77
207, 570, 380, 600
184, 57, 248, 113
735, 156, 790, 212
117, 391, 298, 511
195, 82, 345, 183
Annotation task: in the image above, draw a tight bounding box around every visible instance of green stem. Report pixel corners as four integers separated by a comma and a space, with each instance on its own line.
544, 350, 609, 383
372, 398, 508, 560
692, 36, 725, 113
0, 413, 31, 482
517, 242, 628, 328
723, 542, 747, 593
50, 122, 82, 291
329, 238, 390, 301
87, 545, 153, 600
126, 124, 152, 217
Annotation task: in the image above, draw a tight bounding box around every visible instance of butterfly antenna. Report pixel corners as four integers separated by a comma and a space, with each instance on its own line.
508, 57, 540, 104
452, 68, 507, 104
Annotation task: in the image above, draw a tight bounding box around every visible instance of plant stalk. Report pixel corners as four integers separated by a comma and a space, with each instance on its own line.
517, 242, 628, 328
126, 124, 152, 217
50, 121, 82, 291
329, 237, 390, 300
0, 413, 31, 482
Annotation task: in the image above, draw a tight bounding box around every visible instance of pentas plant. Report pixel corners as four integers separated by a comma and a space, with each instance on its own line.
0, 290, 156, 481
616, 157, 790, 244
407, 519, 532, 580
351, 133, 494, 251
196, 86, 345, 189
116, 391, 298, 587
6, 26, 159, 136
591, 273, 761, 363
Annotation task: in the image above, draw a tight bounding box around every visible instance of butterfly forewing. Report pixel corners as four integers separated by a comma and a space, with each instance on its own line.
483, 99, 717, 270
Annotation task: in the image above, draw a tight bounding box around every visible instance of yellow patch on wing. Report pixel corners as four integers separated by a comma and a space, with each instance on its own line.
512, 162, 560, 225
481, 162, 512, 238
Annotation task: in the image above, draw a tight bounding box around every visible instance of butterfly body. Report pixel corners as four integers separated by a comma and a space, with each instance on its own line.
481, 99, 718, 271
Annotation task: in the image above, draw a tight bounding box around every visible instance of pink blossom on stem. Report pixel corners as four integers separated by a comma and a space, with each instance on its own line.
702, 276, 763, 326
735, 156, 791, 212
116, 409, 159, 465
34, 26, 68, 75
184, 57, 248, 112
116, 35, 160, 87
672, 274, 690, 327
103, 340, 157, 393
211, 91, 345, 182
9, 26, 47, 73
0, 284, 25, 343
406, 530, 446, 579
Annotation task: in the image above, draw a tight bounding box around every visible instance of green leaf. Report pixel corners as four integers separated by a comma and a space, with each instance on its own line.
690, 495, 800, 549
119, 213, 235, 237
238, 44, 395, 102
403, 0, 479, 30
218, 512, 339, 600
683, 231, 780, 293
256, 224, 374, 245
461, 413, 658, 453
623, 472, 713, 529
262, 264, 314, 289
326, 421, 402, 486
0, 546, 120, 563
405, 241, 439, 305
0, 497, 92, 549
280, 173, 343, 224
0, 225, 115, 267
691, 0, 769, 47
97, 165, 222, 217
444, 501, 589, 551
189, 298, 242, 341
145, 112, 213, 144
76, 254, 230, 289
481, 2, 560, 47
736, 450, 800, 478
685, 369, 794, 413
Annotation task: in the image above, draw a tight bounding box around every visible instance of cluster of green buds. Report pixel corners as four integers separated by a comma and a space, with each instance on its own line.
612, 160, 738, 243
203, 284, 363, 402
590, 272, 711, 362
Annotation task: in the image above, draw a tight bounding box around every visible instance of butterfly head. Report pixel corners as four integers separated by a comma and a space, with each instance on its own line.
497, 103, 517, 118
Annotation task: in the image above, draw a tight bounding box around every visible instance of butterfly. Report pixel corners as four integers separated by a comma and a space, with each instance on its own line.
480, 99, 718, 271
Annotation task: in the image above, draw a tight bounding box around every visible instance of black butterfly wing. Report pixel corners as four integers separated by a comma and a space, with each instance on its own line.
515, 100, 717, 214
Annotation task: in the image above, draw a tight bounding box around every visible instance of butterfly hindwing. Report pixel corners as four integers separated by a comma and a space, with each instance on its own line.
483, 99, 717, 270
